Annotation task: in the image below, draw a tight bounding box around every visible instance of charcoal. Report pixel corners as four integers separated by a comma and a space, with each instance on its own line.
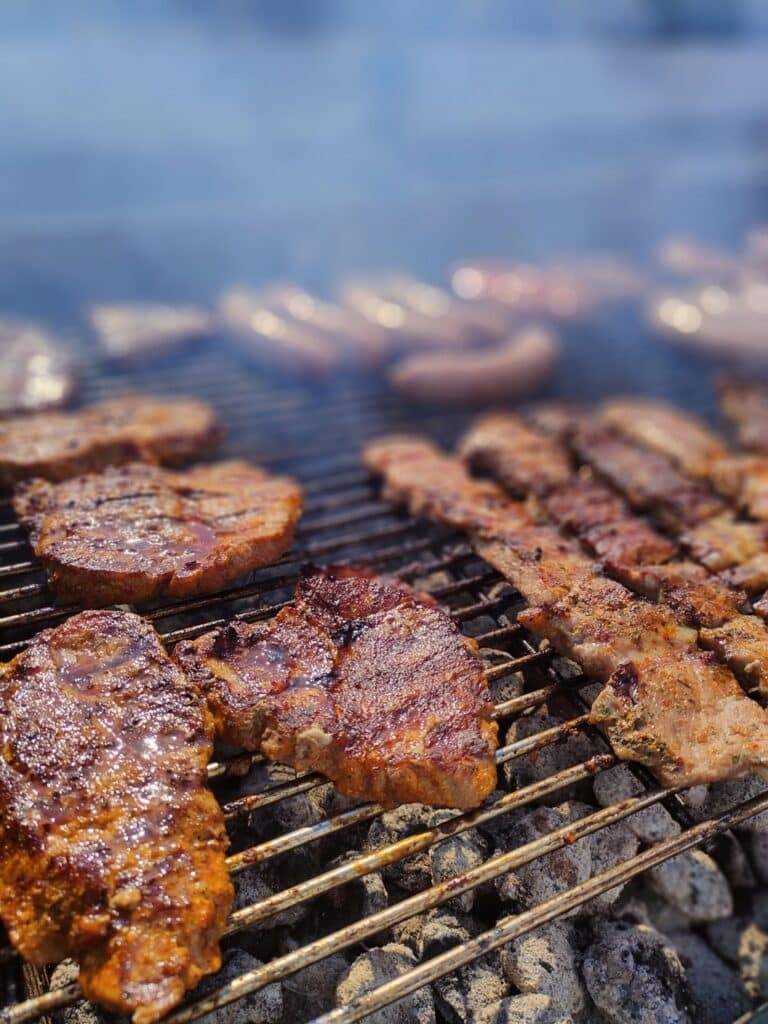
687, 776, 768, 834
432, 951, 506, 1024
494, 805, 592, 917
320, 849, 388, 930
194, 950, 283, 1024
707, 915, 768, 999
745, 829, 768, 884
667, 930, 751, 1024
391, 913, 429, 956
462, 614, 501, 638
710, 831, 757, 889
592, 764, 680, 843
420, 908, 480, 960
637, 889, 699, 934
50, 961, 106, 1024
429, 829, 488, 912
500, 921, 585, 1016
281, 946, 349, 1021
581, 921, 693, 1024
475, 993, 575, 1024
232, 865, 307, 929
365, 805, 451, 894
336, 943, 436, 1024
562, 801, 638, 913
647, 850, 733, 922
503, 714, 597, 805
487, 669, 526, 705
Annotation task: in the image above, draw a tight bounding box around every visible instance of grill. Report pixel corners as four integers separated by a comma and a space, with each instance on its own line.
2, 339, 768, 1024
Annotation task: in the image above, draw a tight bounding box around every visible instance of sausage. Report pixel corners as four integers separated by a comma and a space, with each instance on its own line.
390, 326, 560, 403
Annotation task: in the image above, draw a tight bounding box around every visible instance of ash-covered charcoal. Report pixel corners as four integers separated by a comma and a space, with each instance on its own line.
320, 850, 388, 929
562, 801, 638, 913
420, 908, 480, 960
707, 914, 768, 999
50, 961, 106, 1024
638, 891, 703, 935
500, 921, 586, 1017
336, 943, 436, 1024
432, 950, 506, 1024
193, 949, 283, 1024
486, 669, 526, 706
667, 931, 751, 1024
504, 714, 598, 804
232, 865, 307, 930
474, 993, 575, 1024
280, 945, 349, 1022
365, 805, 445, 894
429, 829, 489, 913
494, 806, 592, 917
581, 921, 694, 1024
647, 850, 733, 923
592, 764, 680, 844
460, 614, 500, 638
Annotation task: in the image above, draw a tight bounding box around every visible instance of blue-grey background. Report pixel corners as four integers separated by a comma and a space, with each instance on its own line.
1, 1, 768, 404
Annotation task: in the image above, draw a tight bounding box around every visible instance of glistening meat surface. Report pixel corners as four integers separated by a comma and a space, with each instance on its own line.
174, 566, 498, 809
0, 611, 232, 1024
14, 460, 302, 606
364, 436, 768, 787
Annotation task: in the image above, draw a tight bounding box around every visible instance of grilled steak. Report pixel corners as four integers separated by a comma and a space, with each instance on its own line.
174, 566, 498, 809
460, 410, 572, 496
0, 318, 77, 415
709, 454, 768, 521
365, 436, 768, 787
0, 394, 219, 486
0, 611, 232, 1023
720, 376, 768, 453
90, 304, 213, 362
14, 461, 302, 606
600, 398, 728, 478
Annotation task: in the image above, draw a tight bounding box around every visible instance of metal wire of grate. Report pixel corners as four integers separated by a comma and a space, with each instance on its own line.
0, 342, 765, 1024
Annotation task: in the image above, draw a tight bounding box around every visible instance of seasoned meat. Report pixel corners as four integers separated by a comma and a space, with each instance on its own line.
0, 394, 219, 486
573, 426, 726, 530
607, 562, 746, 629
700, 617, 768, 695
720, 377, 768, 453
711, 454, 768, 521
540, 477, 677, 566
175, 566, 498, 809
90, 304, 212, 363
0, 611, 232, 1023
460, 411, 572, 496
681, 515, 768, 591
14, 461, 302, 606
366, 436, 768, 787
600, 398, 728, 479
0, 318, 77, 415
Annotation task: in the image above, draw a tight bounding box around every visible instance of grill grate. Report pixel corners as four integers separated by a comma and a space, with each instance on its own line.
0, 341, 765, 1024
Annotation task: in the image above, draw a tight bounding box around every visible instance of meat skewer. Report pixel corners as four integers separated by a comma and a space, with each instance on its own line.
462, 412, 768, 696
0, 394, 219, 486
0, 610, 232, 1023
364, 436, 768, 788
14, 460, 302, 606
720, 376, 768, 455
174, 565, 498, 809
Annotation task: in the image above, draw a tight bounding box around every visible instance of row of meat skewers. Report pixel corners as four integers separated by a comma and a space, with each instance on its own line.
4, 379, 768, 1020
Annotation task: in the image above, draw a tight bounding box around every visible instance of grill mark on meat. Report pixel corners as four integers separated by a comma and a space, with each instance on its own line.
13, 461, 302, 607
0, 610, 232, 1023
0, 394, 219, 486
174, 566, 498, 809
364, 435, 768, 787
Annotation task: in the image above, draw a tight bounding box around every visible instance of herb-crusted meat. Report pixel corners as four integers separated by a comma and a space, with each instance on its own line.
174, 566, 498, 809
0, 611, 232, 1023
0, 394, 219, 486
14, 461, 302, 606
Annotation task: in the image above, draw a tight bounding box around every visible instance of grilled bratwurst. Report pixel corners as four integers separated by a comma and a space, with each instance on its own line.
14, 460, 302, 606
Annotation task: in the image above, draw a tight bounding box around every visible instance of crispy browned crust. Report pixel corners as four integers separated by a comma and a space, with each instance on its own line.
460, 411, 572, 496
0, 394, 220, 486
711, 454, 768, 521
366, 436, 768, 787
174, 566, 498, 809
600, 398, 728, 478
680, 515, 768, 591
573, 425, 726, 530
0, 611, 232, 1023
14, 461, 302, 606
